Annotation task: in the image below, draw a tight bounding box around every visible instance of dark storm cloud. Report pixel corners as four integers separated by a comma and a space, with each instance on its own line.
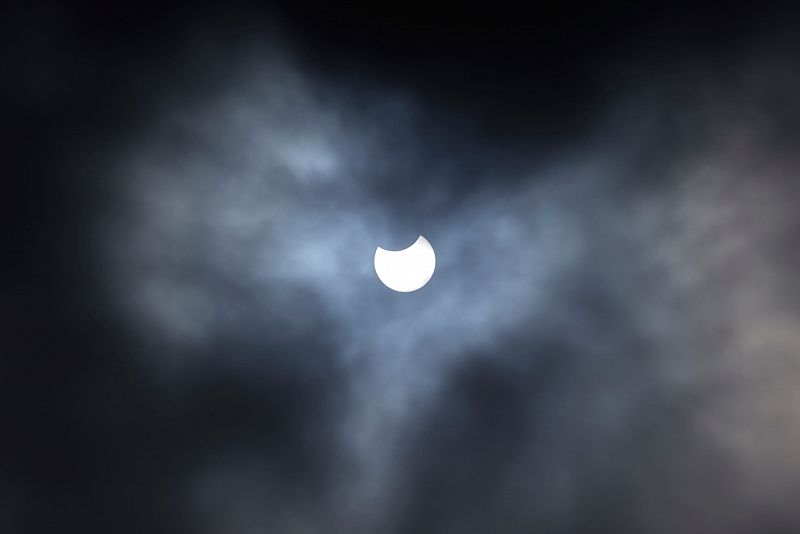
6, 3, 800, 533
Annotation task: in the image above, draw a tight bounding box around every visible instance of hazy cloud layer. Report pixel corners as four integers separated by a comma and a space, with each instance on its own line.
6, 5, 800, 531
88, 36, 800, 533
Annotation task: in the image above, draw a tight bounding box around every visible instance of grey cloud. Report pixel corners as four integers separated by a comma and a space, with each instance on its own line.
86, 35, 800, 534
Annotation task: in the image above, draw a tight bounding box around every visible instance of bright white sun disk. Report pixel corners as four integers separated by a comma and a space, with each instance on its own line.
374, 235, 436, 292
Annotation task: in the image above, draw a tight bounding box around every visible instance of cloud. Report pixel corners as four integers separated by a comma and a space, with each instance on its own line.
12, 15, 800, 532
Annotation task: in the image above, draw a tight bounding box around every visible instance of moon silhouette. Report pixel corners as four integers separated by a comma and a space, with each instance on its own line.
374, 235, 436, 292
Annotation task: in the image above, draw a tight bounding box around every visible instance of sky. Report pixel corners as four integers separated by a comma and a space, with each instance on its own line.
5, 2, 800, 533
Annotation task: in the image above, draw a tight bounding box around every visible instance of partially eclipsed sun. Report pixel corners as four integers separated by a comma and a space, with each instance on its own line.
374, 235, 436, 292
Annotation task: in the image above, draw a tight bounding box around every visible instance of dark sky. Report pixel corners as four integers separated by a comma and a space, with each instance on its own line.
5, 2, 800, 533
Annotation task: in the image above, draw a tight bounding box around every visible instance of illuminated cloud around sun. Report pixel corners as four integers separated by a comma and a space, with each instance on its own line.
100, 41, 800, 531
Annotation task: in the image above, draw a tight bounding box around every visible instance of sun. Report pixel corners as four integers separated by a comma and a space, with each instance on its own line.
374, 235, 436, 292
